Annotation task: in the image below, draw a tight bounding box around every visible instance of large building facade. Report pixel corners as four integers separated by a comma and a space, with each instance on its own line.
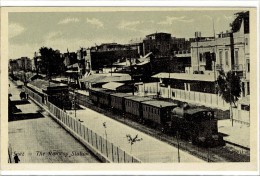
190, 19, 250, 97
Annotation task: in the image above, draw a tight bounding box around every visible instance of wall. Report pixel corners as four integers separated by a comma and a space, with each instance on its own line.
138, 83, 229, 110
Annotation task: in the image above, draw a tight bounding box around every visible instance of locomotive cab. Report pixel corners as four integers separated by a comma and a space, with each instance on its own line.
171, 106, 225, 147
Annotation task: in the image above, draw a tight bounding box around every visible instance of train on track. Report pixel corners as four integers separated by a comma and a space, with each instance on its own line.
88, 88, 225, 147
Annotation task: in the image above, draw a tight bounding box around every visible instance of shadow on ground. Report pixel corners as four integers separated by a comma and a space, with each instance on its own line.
9, 100, 30, 106
9, 112, 44, 122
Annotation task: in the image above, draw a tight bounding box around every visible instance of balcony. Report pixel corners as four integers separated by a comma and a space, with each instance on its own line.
232, 64, 243, 71
216, 64, 223, 70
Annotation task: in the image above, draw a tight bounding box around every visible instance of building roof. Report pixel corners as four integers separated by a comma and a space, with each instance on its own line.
111, 92, 132, 98
28, 79, 67, 92
91, 87, 114, 94
152, 72, 215, 82
82, 74, 107, 83
146, 32, 171, 36
136, 60, 150, 66
124, 96, 153, 102
142, 100, 177, 108
102, 82, 125, 90
82, 73, 131, 83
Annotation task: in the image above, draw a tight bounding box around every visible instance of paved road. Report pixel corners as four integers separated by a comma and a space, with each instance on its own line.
8, 80, 100, 163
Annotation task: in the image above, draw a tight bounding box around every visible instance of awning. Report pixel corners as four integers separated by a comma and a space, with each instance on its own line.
136, 60, 150, 66
152, 72, 215, 82
82, 73, 131, 83
102, 82, 125, 90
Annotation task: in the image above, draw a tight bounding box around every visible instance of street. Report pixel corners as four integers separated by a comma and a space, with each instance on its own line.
8, 80, 100, 163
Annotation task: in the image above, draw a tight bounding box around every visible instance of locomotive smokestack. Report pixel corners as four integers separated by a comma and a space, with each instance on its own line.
172, 102, 189, 117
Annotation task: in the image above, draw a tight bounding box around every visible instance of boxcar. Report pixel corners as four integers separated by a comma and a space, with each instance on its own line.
89, 88, 114, 107
110, 93, 132, 112
89, 88, 100, 104
124, 96, 153, 119
142, 100, 177, 127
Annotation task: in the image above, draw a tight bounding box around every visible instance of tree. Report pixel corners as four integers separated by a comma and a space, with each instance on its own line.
126, 134, 142, 154
230, 11, 249, 34
216, 70, 241, 107
39, 47, 64, 79
216, 70, 241, 126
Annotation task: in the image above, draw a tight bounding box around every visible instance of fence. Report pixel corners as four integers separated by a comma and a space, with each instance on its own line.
138, 84, 229, 110
232, 108, 250, 125
24, 86, 43, 105
46, 101, 141, 163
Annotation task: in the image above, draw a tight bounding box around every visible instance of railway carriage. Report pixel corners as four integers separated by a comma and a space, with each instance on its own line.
89, 88, 114, 107
142, 100, 178, 129
110, 93, 132, 112
124, 96, 152, 121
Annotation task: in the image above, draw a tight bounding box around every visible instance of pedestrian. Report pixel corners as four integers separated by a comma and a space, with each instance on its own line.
13, 154, 20, 163
20, 91, 26, 100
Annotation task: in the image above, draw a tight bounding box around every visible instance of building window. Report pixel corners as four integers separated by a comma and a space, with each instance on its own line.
225, 50, 229, 66
219, 50, 223, 65
247, 82, 250, 95
246, 59, 250, 72
199, 53, 203, 62
241, 104, 250, 111
234, 49, 239, 65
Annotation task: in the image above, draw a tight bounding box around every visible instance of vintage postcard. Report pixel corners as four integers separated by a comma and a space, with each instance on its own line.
0, 4, 259, 174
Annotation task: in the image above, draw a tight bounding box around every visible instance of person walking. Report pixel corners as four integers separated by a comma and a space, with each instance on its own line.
13, 154, 20, 163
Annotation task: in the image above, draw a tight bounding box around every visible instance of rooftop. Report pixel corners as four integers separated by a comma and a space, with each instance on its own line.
142, 100, 177, 108
152, 72, 215, 82
124, 96, 153, 102
111, 92, 133, 98
82, 73, 131, 83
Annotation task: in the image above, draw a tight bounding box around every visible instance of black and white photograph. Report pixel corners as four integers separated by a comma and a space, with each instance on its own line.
1, 3, 259, 174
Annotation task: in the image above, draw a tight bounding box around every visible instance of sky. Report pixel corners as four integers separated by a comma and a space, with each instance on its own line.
9, 9, 245, 59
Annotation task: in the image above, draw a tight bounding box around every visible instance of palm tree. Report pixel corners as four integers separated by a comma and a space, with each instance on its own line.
126, 134, 142, 154
216, 70, 241, 126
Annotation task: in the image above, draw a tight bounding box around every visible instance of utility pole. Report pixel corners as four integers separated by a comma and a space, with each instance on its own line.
196, 32, 200, 72
176, 130, 180, 163
128, 46, 135, 96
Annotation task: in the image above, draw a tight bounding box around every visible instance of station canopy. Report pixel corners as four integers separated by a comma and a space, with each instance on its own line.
152, 72, 215, 82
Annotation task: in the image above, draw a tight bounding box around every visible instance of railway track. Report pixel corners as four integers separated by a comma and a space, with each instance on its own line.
71, 91, 250, 162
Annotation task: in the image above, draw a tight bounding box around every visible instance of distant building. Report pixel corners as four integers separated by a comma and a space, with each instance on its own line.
89, 43, 139, 71
142, 32, 191, 57
143, 32, 172, 57
10, 57, 32, 71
